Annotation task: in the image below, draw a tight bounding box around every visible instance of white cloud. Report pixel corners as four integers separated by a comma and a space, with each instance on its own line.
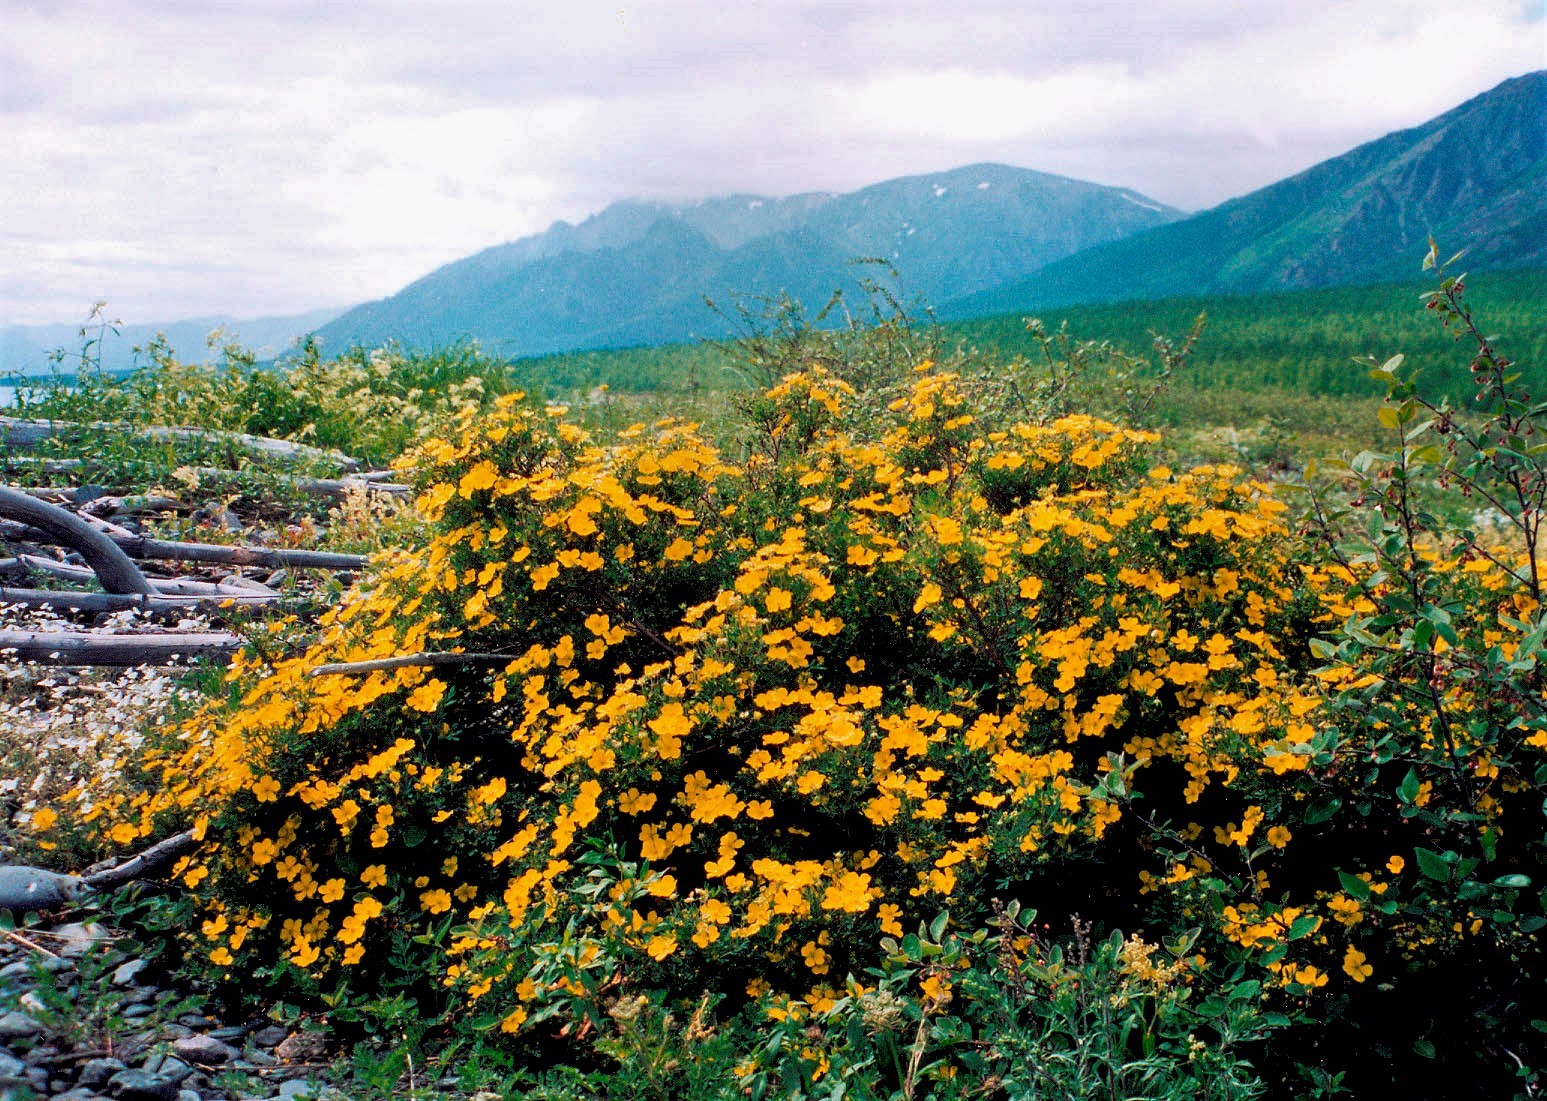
0, 0, 1540, 325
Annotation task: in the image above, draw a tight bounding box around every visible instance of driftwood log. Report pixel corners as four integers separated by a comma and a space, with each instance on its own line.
0, 628, 244, 664
310, 651, 514, 677
0, 416, 362, 472
0, 486, 153, 594
0, 520, 367, 572
0, 829, 199, 913
0, 586, 285, 615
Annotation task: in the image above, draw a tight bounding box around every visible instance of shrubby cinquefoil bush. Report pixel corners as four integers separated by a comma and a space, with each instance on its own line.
88, 303, 1547, 1091
112, 362, 1325, 1006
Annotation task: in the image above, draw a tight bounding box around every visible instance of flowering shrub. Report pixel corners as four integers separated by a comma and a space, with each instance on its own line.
84, 287, 1546, 1091
104, 360, 1322, 998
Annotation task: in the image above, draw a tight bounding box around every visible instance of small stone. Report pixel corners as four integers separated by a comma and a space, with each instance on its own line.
276, 1080, 314, 1099
178, 1091, 202, 1101
108, 1067, 180, 1101
156, 1057, 194, 1085
240, 1050, 278, 1067
0, 1050, 22, 1076
273, 1031, 326, 1064
54, 921, 113, 958
113, 959, 150, 986
251, 1025, 289, 1047
0, 1011, 42, 1039
80, 1058, 130, 1089
0, 961, 33, 983
173, 1035, 235, 1066
121, 1003, 155, 1019
208, 1025, 248, 1043
53, 1089, 101, 1101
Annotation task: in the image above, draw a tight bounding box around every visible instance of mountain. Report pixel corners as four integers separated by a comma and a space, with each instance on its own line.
947, 71, 1547, 317
0, 306, 344, 378
313, 164, 1184, 357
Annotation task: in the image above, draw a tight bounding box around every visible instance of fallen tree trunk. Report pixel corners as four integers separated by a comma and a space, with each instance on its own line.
0, 416, 362, 471
111, 535, 368, 571
0, 829, 199, 912
0, 486, 154, 595
0, 627, 244, 664
311, 651, 514, 677
0, 520, 368, 571
0, 586, 286, 615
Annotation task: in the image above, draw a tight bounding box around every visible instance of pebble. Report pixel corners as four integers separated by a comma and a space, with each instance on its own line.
251, 1026, 289, 1048
0, 1050, 23, 1077
108, 1067, 181, 1101
174, 1034, 237, 1066
54, 921, 113, 958
114, 958, 151, 986
80, 1057, 130, 1089
0, 1010, 43, 1039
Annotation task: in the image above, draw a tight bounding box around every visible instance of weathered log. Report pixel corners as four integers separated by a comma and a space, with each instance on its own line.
310, 651, 514, 677
184, 468, 411, 499
17, 553, 230, 595
110, 536, 368, 571
0, 416, 362, 471
0, 586, 285, 615
0, 521, 368, 571
0, 628, 244, 664
0, 486, 154, 595
0, 829, 200, 912
82, 829, 199, 892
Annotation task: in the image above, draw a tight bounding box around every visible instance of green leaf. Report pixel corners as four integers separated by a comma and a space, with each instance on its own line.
1338, 871, 1372, 900
1288, 913, 1320, 941
929, 911, 949, 941
1305, 798, 1342, 825
1414, 1039, 1437, 1059
1494, 873, 1532, 889
1415, 848, 1452, 883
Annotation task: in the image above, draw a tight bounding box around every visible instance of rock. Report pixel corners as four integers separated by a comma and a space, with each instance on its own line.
0, 960, 34, 983
251, 1025, 289, 1047
121, 1003, 155, 1019
177, 1091, 201, 1101
208, 1025, 248, 1043
155, 1057, 194, 1085
0, 1072, 33, 1094
55, 921, 113, 958
0, 1011, 43, 1039
17, 990, 47, 1014
276, 1080, 314, 1099
113, 959, 150, 986
173, 1035, 235, 1066
273, 1030, 326, 1063
108, 1067, 180, 1101
0, 1050, 22, 1077
80, 1058, 130, 1089
242, 1049, 278, 1067
53, 1089, 102, 1101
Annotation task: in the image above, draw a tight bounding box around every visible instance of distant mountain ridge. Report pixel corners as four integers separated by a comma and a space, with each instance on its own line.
313, 163, 1185, 357
7, 71, 1541, 376
946, 71, 1547, 317
0, 307, 344, 378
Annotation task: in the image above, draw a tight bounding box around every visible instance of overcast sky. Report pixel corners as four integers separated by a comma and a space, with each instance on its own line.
2, 0, 1543, 328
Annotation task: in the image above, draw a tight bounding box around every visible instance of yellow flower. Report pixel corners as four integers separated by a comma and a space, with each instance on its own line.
29, 808, 58, 832
646, 934, 678, 960
1342, 946, 1373, 983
